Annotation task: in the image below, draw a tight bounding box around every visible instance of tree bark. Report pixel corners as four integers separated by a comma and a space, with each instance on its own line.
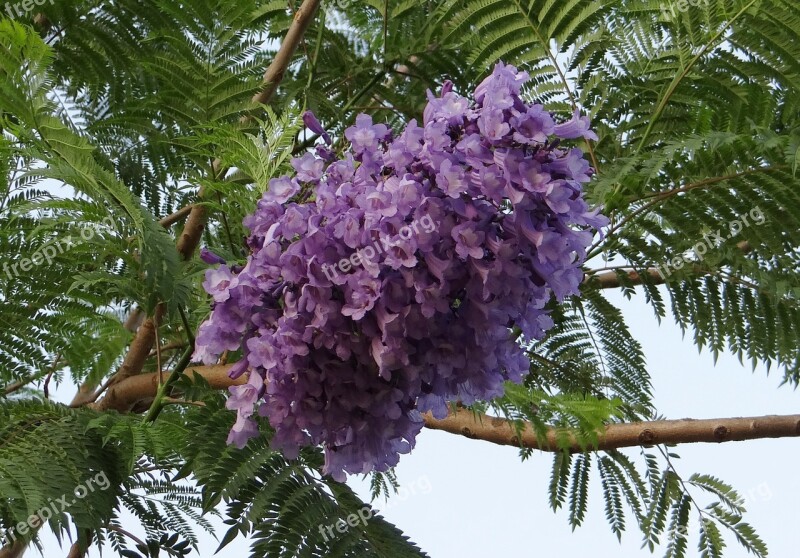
425, 408, 800, 452
96, 364, 800, 452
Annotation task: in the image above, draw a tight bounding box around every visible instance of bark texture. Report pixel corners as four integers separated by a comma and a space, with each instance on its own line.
98, 364, 800, 452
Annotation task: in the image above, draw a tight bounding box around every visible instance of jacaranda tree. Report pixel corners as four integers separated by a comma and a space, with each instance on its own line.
1, 0, 798, 556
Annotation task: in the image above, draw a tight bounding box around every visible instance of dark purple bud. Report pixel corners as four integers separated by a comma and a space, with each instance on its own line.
200, 247, 226, 265
228, 358, 249, 379
315, 144, 336, 161
303, 110, 332, 145
440, 80, 454, 96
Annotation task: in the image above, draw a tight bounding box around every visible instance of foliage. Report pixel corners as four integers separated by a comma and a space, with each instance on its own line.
0, 0, 798, 556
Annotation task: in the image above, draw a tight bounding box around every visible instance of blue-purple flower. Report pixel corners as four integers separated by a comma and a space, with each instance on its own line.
553, 109, 600, 141
194, 62, 606, 481
303, 110, 332, 145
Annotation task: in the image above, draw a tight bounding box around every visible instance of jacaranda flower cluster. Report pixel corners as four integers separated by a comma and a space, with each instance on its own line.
193, 62, 607, 481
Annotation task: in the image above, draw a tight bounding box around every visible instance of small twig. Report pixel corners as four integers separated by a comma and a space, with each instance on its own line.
178, 307, 195, 345
142, 345, 195, 423
163, 397, 206, 408
154, 316, 163, 387
2, 379, 29, 397
148, 341, 187, 358
382, 0, 389, 64
72, 376, 114, 407
42, 353, 62, 400
3, 355, 62, 397
107, 525, 147, 549
216, 190, 237, 255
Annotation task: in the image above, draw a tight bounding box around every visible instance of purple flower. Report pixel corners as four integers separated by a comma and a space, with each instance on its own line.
291, 152, 325, 182
341, 274, 381, 320
384, 119, 424, 170
265, 176, 300, 203
478, 108, 511, 142
553, 109, 599, 141
519, 160, 552, 193
226, 372, 264, 416
227, 414, 260, 449
475, 62, 529, 106
345, 114, 389, 153
303, 110, 332, 144
547, 148, 593, 182
200, 247, 226, 265
424, 89, 470, 126
451, 222, 485, 259
203, 265, 237, 302
193, 61, 607, 481
437, 159, 469, 198
511, 104, 554, 144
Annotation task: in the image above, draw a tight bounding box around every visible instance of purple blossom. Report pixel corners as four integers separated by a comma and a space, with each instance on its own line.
227, 413, 260, 449
424, 87, 470, 126
291, 152, 325, 182
345, 114, 390, 153
511, 104, 555, 144
437, 159, 469, 198
194, 62, 607, 481
203, 265, 237, 302
200, 247, 226, 265
303, 110, 332, 144
553, 109, 599, 141
451, 222, 485, 259
226, 371, 264, 417
265, 176, 300, 203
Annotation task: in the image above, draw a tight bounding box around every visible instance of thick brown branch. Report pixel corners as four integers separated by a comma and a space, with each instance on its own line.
96, 364, 800, 452
69, 307, 144, 407
425, 408, 800, 452
65, 543, 83, 558
93, 365, 239, 412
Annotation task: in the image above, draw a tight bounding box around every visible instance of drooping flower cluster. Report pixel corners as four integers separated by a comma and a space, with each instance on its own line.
194, 62, 607, 481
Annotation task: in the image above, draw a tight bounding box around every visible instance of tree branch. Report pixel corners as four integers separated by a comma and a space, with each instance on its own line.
89, 0, 322, 408
252, 0, 321, 106
2, 378, 32, 397
584, 267, 667, 290
158, 204, 194, 228
425, 408, 800, 452
0, 541, 26, 558
584, 241, 753, 290
95, 364, 800, 452
93, 364, 237, 412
